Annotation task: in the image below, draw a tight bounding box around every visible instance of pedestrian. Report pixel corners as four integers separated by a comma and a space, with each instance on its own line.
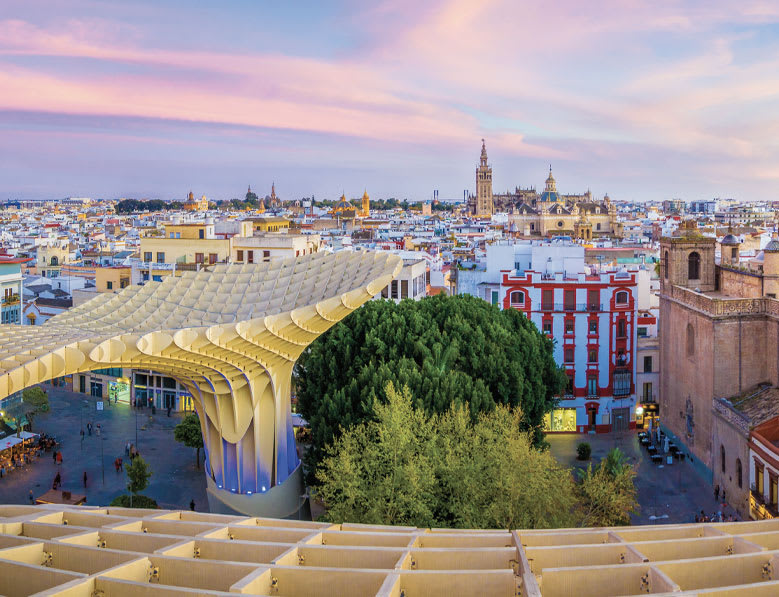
694, 513, 700, 523
80, 429, 84, 441
125, 442, 130, 456
52, 450, 57, 464
190, 499, 195, 511
114, 458, 120, 473
119, 457, 123, 471
96, 424, 101, 437
722, 489, 726, 503
29, 490, 35, 504
53, 472, 61, 489
714, 484, 720, 501
87, 422, 92, 436
83, 471, 88, 488
167, 405, 171, 417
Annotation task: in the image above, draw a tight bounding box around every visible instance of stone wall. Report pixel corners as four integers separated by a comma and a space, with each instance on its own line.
719, 267, 763, 299
711, 399, 750, 519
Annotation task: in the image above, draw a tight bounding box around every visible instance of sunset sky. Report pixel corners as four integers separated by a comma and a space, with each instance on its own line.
2, 0, 779, 202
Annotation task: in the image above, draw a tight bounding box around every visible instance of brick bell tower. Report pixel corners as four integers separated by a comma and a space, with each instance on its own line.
475, 139, 494, 217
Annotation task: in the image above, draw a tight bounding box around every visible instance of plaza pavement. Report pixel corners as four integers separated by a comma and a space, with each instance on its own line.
0, 386, 207, 511
547, 431, 731, 525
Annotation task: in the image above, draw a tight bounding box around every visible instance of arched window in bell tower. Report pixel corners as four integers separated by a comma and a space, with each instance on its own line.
688, 252, 701, 280
664, 250, 669, 279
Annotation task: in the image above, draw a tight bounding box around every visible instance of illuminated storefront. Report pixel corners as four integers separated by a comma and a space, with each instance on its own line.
635, 402, 659, 430
543, 407, 577, 432
108, 378, 130, 404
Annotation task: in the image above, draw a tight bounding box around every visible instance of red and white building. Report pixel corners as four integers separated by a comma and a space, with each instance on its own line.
458, 239, 639, 433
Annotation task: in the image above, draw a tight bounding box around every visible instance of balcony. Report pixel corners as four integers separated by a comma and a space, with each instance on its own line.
540, 303, 604, 312
751, 486, 766, 506
641, 392, 656, 403
1, 294, 20, 306
613, 369, 631, 397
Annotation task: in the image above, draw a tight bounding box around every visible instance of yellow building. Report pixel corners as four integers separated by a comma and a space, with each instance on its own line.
36, 242, 69, 278
331, 193, 357, 218
183, 190, 209, 212
95, 266, 131, 292
248, 217, 290, 233
361, 189, 370, 217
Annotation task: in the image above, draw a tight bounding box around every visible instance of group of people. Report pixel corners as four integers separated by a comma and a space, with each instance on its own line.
51, 470, 89, 490
695, 509, 738, 523
80, 422, 101, 440
125, 442, 140, 460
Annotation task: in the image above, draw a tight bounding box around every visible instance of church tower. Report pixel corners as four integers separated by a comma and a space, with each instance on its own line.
361, 190, 370, 218
475, 139, 493, 217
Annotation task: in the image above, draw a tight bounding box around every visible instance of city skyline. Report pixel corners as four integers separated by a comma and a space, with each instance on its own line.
2, 1, 779, 202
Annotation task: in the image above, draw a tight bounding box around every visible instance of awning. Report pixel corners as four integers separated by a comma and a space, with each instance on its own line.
1, 431, 38, 451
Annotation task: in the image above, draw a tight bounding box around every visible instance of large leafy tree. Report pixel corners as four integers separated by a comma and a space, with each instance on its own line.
296, 294, 566, 476
316, 383, 589, 529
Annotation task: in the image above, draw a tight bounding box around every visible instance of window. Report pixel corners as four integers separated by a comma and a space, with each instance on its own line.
565, 373, 574, 395
176, 232, 181, 239
543, 408, 577, 431
731, 247, 738, 260
588, 349, 597, 363
510, 291, 524, 305
209, 253, 217, 264
637, 326, 648, 337
564, 319, 574, 334
613, 369, 631, 396
589, 319, 598, 334
616, 291, 628, 305
720, 445, 726, 474
688, 251, 700, 280
195, 253, 204, 264
737, 458, 743, 488
542, 320, 552, 334
401, 280, 409, 298
686, 323, 695, 356
596, 223, 601, 231
542, 289, 553, 311
247, 250, 254, 264
237, 250, 244, 262
557, 220, 564, 227
199, 229, 205, 239
491, 290, 499, 306
664, 250, 669, 279
152, 275, 162, 282
156, 252, 165, 263
106, 281, 113, 290
144, 252, 152, 262
643, 356, 652, 372
564, 347, 574, 363
169, 232, 174, 239
617, 319, 626, 338
587, 375, 598, 396
642, 382, 653, 401
564, 290, 575, 311
587, 289, 599, 311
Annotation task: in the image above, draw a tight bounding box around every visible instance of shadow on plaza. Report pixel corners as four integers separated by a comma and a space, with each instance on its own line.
0, 387, 208, 511
547, 431, 728, 525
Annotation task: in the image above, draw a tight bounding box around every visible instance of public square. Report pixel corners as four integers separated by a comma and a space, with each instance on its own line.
0, 386, 207, 511
548, 431, 728, 525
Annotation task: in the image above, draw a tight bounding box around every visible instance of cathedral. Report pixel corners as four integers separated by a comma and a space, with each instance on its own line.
467, 140, 622, 239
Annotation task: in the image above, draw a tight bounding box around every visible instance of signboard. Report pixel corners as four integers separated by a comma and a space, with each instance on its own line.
96, 401, 104, 411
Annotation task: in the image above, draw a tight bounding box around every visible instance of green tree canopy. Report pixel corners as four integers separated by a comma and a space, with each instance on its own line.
174, 413, 205, 469
316, 383, 630, 530
575, 448, 639, 527
5, 387, 50, 431
296, 294, 566, 477
126, 455, 152, 495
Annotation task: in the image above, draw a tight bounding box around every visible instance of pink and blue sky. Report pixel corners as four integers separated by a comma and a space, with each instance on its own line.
2, 0, 779, 202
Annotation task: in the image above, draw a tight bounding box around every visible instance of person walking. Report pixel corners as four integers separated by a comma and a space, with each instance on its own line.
714, 484, 720, 501
125, 442, 130, 457
56, 451, 62, 465
167, 405, 172, 417
29, 490, 34, 504
53, 472, 61, 489
190, 499, 195, 511
87, 422, 92, 436
52, 450, 57, 464
83, 471, 88, 488
95, 424, 101, 437
118, 457, 123, 472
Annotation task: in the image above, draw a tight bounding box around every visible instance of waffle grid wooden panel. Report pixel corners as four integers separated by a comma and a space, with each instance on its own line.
0, 505, 777, 596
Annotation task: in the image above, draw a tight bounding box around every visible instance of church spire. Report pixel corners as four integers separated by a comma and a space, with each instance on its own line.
480, 138, 488, 167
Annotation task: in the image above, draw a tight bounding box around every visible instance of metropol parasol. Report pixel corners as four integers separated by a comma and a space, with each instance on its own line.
0, 250, 402, 518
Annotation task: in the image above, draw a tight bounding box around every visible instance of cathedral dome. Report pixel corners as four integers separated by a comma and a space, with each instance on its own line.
721, 234, 739, 246
765, 239, 779, 253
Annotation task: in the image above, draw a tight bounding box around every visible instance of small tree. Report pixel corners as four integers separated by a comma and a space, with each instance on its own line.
576, 442, 592, 461
174, 413, 205, 469
9, 387, 50, 432
576, 448, 638, 527
126, 455, 152, 496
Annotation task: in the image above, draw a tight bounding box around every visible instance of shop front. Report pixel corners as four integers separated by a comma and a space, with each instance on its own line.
108, 378, 131, 405
635, 402, 660, 430
543, 407, 578, 432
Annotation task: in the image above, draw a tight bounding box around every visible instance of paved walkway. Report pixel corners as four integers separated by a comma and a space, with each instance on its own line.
547, 431, 732, 525
0, 386, 207, 511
